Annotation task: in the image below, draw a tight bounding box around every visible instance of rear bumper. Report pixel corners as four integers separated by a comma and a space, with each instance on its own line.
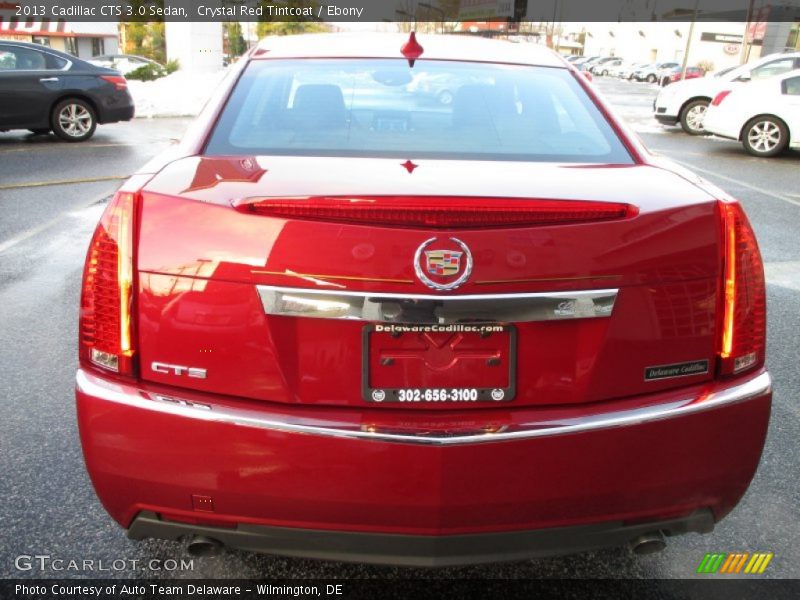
96, 91, 135, 124
654, 114, 679, 125
129, 508, 714, 567
76, 368, 771, 564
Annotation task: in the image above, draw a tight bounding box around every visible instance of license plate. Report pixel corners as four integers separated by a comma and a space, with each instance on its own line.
362, 324, 516, 403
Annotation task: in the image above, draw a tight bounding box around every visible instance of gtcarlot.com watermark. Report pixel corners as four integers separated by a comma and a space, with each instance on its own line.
14, 554, 194, 573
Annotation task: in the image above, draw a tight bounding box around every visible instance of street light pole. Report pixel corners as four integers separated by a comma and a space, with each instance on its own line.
739, 0, 756, 65
679, 0, 699, 82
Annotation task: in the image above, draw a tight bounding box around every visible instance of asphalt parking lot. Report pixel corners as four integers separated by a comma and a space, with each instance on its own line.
0, 77, 798, 580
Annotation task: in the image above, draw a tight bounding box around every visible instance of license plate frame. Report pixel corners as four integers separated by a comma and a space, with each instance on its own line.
362, 324, 516, 404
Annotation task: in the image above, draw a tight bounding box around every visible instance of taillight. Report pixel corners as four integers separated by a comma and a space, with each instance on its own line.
100, 75, 127, 91
711, 90, 731, 106
79, 191, 136, 376
232, 196, 638, 228
718, 201, 766, 376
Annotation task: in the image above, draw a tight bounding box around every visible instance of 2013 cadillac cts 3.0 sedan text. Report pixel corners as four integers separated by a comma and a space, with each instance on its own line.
75, 34, 771, 566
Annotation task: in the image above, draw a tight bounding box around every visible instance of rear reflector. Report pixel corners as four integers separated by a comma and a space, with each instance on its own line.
79, 192, 136, 376
100, 75, 127, 91
232, 196, 637, 228
718, 201, 766, 376
711, 90, 731, 106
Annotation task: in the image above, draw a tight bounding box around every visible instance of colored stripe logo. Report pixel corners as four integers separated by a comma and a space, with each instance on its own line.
697, 552, 773, 574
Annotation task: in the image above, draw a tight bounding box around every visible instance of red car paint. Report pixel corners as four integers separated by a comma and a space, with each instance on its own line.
76, 33, 770, 565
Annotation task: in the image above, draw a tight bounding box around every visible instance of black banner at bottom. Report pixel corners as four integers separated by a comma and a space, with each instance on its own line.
3, 579, 799, 600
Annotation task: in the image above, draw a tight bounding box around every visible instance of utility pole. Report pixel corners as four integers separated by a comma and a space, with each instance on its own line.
739, 0, 756, 65
679, 0, 699, 82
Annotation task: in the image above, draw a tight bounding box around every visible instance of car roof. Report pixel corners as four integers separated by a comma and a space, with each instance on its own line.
751, 51, 800, 65
253, 33, 565, 68
1, 39, 67, 54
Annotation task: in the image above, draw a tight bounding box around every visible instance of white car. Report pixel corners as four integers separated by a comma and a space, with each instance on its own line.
616, 62, 647, 79
88, 54, 164, 76
654, 52, 800, 135
634, 61, 680, 83
704, 69, 800, 157
591, 58, 623, 76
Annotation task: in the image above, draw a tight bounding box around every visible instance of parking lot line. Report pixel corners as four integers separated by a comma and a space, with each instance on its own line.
0, 142, 136, 154
673, 159, 800, 209
0, 175, 128, 191
0, 189, 111, 254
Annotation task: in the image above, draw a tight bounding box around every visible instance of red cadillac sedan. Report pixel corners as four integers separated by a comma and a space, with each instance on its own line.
76, 33, 771, 567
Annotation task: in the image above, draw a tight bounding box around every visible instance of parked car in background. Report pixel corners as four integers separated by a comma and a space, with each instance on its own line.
630, 63, 656, 81
704, 69, 800, 157
659, 66, 705, 87
0, 41, 134, 142
617, 62, 647, 79
607, 61, 635, 78
654, 52, 800, 134
592, 58, 623, 76
570, 56, 593, 69
634, 61, 680, 83
88, 54, 163, 76
578, 56, 602, 71
75, 32, 771, 566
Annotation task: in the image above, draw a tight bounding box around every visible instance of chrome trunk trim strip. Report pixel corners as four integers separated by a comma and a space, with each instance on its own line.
256, 285, 619, 323
76, 370, 772, 447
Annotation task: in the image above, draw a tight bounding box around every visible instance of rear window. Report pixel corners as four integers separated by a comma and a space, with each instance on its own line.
205, 58, 632, 163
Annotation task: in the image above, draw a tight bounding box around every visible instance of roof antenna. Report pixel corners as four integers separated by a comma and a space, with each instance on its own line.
401, 31, 424, 67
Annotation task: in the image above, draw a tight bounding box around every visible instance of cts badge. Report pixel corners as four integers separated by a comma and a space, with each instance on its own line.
414, 237, 473, 291
151, 362, 207, 379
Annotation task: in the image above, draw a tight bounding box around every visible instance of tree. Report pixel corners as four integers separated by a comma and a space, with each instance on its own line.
122, 1, 166, 63
122, 22, 166, 63
224, 22, 247, 57
255, 1, 329, 38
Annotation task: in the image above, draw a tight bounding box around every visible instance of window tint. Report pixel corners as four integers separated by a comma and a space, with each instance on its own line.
750, 58, 796, 80
0, 46, 66, 70
782, 76, 800, 96
206, 59, 632, 164
65, 37, 78, 56
46, 53, 67, 69
0, 49, 15, 70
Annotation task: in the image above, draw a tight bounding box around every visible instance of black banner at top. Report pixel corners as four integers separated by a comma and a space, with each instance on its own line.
0, 0, 799, 23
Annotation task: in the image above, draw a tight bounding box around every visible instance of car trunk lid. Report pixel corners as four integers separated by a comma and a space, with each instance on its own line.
135, 156, 720, 408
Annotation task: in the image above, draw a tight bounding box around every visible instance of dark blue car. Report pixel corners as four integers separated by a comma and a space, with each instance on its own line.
0, 41, 135, 142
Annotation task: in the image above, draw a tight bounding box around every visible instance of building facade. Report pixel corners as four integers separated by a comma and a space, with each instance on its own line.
579, 21, 759, 71
0, 10, 118, 59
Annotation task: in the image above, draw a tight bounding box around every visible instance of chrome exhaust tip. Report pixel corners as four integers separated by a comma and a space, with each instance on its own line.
630, 531, 667, 555
186, 535, 223, 557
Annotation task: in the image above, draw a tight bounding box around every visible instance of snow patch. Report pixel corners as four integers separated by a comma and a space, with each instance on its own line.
129, 68, 229, 118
